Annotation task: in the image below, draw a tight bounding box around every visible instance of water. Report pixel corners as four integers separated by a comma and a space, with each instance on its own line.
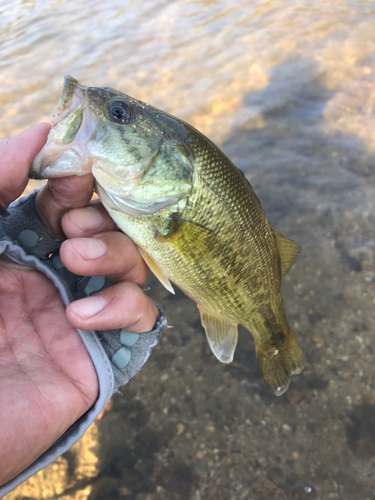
1, 1, 375, 499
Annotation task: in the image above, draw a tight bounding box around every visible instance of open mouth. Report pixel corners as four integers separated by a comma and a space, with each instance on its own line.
52, 75, 86, 127
30, 77, 97, 179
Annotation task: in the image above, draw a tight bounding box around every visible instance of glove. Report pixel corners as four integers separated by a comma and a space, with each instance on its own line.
0, 191, 166, 497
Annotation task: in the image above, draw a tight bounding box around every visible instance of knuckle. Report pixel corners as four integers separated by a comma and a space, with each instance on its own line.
127, 284, 147, 313
121, 284, 155, 331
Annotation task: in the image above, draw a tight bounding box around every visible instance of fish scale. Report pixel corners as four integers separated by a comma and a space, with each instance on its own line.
30, 75, 305, 395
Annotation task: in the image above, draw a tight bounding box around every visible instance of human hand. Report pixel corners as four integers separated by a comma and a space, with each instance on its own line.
0, 124, 159, 486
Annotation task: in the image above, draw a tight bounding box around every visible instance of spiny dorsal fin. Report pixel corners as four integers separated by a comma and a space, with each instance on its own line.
198, 305, 238, 363
273, 230, 301, 279
139, 248, 175, 294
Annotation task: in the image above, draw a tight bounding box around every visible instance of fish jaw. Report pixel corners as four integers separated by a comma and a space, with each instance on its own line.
30, 76, 98, 179
52, 75, 86, 127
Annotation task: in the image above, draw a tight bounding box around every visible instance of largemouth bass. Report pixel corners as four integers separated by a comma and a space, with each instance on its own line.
30, 76, 305, 395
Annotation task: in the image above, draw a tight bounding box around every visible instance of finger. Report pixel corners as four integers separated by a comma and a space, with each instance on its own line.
61, 202, 116, 238
35, 173, 94, 239
59, 232, 149, 284
66, 281, 159, 333
0, 123, 51, 207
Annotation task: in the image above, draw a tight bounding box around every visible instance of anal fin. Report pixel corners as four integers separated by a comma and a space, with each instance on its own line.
139, 248, 175, 294
198, 305, 238, 363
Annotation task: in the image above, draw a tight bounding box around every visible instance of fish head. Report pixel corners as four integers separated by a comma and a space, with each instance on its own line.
31, 75, 193, 216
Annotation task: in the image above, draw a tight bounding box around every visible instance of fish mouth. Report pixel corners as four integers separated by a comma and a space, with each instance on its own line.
52, 75, 86, 127
30, 75, 160, 182
30, 76, 96, 179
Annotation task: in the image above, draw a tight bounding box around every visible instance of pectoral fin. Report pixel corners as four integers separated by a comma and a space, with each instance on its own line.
139, 249, 175, 294
155, 217, 219, 260
273, 230, 301, 279
198, 305, 238, 363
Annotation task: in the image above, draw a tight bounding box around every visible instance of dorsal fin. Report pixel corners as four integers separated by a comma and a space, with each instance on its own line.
198, 305, 238, 363
273, 230, 301, 279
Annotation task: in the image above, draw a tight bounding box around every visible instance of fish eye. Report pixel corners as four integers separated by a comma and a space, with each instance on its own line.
108, 100, 131, 123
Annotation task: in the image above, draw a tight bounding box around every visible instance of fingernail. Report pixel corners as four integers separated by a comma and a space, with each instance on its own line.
71, 237, 106, 259
69, 207, 103, 232
69, 295, 106, 319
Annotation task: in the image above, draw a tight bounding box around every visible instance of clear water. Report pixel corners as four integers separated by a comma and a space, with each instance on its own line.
1, 1, 375, 499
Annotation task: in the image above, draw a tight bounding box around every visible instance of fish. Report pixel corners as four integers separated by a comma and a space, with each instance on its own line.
30, 75, 305, 395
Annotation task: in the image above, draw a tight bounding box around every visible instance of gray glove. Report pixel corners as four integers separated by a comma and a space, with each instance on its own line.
0, 191, 166, 497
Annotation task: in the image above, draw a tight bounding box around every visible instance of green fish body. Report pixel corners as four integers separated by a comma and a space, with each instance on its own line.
31, 76, 305, 395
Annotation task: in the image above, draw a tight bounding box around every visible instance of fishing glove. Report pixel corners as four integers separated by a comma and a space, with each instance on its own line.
0, 190, 166, 497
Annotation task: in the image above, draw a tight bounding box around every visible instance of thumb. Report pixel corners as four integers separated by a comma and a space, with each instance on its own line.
0, 123, 51, 207
35, 173, 94, 240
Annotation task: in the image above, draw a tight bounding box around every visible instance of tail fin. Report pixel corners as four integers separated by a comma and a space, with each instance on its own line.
255, 329, 305, 396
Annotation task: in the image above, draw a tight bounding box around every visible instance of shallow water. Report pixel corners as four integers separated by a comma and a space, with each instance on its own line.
2, 0, 375, 499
